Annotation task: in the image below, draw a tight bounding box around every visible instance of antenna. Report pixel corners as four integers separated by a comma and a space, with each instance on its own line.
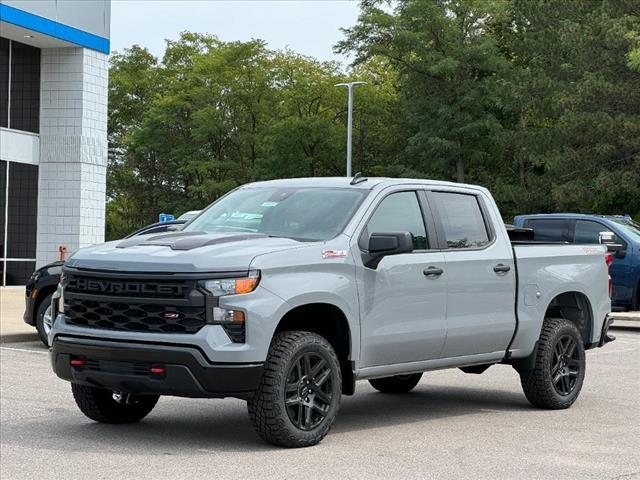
350, 172, 368, 185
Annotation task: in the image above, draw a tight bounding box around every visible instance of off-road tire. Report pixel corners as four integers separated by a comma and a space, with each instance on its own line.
35, 293, 53, 347
71, 383, 159, 424
519, 318, 586, 409
369, 373, 423, 394
247, 331, 342, 447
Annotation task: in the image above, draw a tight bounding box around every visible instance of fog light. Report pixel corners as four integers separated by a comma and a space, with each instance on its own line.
212, 307, 245, 324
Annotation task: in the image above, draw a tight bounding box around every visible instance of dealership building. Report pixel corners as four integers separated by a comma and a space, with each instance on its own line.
0, 0, 110, 285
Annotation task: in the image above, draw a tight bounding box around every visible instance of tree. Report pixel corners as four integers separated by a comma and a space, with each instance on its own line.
105, 33, 405, 239
106, 3, 640, 239
337, 0, 512, 183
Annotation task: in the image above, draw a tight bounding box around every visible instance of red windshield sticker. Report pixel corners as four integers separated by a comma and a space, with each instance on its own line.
322, 249, 348, 259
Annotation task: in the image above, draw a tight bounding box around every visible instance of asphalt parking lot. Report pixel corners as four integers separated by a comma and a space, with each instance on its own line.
1, 329, 639, 480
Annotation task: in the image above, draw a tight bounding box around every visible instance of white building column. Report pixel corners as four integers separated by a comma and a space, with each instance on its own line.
36, 47, 108, 266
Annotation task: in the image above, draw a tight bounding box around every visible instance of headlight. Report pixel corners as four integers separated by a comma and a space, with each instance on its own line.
201, 270, 260, 296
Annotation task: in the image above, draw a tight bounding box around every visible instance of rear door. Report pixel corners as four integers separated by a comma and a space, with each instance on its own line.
428, 189, 516, 357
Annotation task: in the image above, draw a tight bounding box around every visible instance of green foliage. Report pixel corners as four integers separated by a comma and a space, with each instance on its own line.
107, 2, 640, 239
338, 0, 640, 220
107, 33, 403, 239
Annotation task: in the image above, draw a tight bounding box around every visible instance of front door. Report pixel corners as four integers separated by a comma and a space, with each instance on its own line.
574, 219, 632, 304
356, 190, 447, 368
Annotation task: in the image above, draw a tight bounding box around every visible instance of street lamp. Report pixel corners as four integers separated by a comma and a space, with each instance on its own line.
335, 81, 367, 177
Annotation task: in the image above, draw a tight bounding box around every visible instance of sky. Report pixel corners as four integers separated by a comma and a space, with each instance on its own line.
110, 0, 361, 63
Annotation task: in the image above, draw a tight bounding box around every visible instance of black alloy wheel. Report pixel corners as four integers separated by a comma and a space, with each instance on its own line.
551, 335, 581, 396
284, 352, 334, 431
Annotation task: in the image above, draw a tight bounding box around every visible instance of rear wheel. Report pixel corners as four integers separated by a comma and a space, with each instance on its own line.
369, 373, 423, 394
248, 331, 342, 447
519, 318, 585, 409
71, 384, 159, 424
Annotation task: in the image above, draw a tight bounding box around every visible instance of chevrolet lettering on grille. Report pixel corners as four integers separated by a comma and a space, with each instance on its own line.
68, 278, 186, 296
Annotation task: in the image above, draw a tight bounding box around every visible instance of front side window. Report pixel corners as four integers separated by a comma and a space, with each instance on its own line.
574, 220, 619, 244
364, 191, 427, 250
184, 187, 365, 242
525, 218, 572, 242
430, 192, 490, 249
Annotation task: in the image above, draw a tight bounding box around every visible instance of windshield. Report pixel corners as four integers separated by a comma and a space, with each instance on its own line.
611, 218, 640, 241
184, 187, 366, 241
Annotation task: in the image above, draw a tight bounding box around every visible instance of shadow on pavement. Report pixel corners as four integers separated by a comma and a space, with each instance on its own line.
335, 384, 529, 434
2, 383, 531, 454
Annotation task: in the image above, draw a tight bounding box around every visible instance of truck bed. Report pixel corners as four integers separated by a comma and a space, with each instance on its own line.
508, 243, 611, 357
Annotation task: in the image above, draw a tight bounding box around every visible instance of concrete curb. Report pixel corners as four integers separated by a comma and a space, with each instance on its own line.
0, 332, 40, 344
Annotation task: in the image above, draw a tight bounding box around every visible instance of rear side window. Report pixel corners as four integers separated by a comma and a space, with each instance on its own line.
365, 191, 428, 250
430, 192, 490, 249
574, 220, 620, 244
525, 219, 572, 242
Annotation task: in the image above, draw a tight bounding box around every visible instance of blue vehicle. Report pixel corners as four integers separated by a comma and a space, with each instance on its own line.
513, 214, 640, 311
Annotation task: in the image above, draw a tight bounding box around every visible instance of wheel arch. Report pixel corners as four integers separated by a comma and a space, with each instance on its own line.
33, 283, 58, 318
274, 302, 355, 395
544, 291, 594, 347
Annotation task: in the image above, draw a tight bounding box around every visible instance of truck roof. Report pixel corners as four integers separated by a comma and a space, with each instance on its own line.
515, 213, 632, 221
243, 176, 489, 192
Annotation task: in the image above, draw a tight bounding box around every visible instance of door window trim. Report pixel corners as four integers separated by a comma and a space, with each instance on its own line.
357, 188, 439, 253
426, 189, 496, 252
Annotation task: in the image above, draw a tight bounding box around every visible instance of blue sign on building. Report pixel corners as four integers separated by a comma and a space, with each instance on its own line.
159, 213, 175, 223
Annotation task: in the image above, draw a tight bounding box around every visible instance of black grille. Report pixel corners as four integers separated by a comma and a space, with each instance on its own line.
65, 275, 189, 299
83, 359, 154, 376
65, 298, 206, 334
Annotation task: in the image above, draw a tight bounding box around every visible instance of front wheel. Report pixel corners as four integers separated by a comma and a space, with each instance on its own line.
71, 384, 159, 424
35, 294, 54, 347
248, 331, 342, 447
369, 373, 423, 394
519, 318, 586, 409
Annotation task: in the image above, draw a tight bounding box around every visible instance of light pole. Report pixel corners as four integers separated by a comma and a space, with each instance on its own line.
335, 81, 366, 177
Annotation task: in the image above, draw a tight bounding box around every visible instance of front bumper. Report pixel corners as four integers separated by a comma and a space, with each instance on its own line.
50, 336, 263, 399
23, 294, 36, 326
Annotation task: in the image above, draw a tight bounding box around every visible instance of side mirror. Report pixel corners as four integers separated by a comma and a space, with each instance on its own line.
363, 232, 413, 268
607, 243, 626, 257
599, 231, 626, 258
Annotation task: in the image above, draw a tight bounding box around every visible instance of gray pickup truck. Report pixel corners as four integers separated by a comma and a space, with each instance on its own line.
49, 177, 614, 447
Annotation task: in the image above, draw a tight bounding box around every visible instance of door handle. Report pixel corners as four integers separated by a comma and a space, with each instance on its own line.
423, 266, 444, 277
493, 264, 511, 274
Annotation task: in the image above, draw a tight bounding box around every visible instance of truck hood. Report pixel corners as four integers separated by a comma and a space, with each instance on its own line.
66, 231, 313, 273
